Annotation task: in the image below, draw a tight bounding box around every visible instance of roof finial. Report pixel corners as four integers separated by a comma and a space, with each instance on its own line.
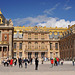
0, 9, 2, 14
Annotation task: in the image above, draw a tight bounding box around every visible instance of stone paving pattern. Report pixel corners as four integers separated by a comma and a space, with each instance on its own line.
0, 63, 75, 72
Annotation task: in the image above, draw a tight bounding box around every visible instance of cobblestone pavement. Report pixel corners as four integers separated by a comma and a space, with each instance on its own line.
0, 63, 75, 75
0, 63, 75, 72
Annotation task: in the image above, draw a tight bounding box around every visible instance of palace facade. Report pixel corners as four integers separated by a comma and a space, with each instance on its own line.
0, 10, 14, 61
0, 10, 75, 61
60, 25, 75, 60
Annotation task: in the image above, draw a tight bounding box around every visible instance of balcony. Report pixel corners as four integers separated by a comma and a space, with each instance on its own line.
25, 48, 48, 52
0, 41, 8, 44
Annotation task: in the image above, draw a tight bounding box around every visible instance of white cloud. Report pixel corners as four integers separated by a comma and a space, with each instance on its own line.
44, 3, 60, 15
37, 18, 75, 28
63, 0, 72, 10
64, 6, 72, 10
13, 15, 75, 28
13, 15, 51, 26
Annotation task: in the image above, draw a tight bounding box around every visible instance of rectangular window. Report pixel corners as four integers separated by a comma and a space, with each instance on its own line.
56, 52, 58, 57
14, 43, 16, 49
41, 34, 44, 39
19, 52, 22, 57
14, 52, 16, 58
0, 19, 1, 23
35, 33, 38, 39
28, 33, 31, 39
19, 43, 22, 50
41, 52, 45, 58
50, 43, 52, 50
55, 43, 58, 50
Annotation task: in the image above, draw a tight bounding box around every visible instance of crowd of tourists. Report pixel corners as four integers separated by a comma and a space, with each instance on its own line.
2, 57, 39, 70
2, 57, 75, 70
50, 57, 64, 67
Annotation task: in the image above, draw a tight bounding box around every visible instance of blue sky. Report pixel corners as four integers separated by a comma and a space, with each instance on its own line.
0, 0, 75, 27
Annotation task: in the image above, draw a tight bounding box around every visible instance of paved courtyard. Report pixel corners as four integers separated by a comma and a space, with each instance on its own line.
0, 62, 75, 75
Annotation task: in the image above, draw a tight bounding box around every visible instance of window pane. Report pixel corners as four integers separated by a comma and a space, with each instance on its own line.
14, 43, 16, 49
50, 43, 52, 50
55, 43, 58, 50
19, 43, 22, 49
19, 52, 22, 57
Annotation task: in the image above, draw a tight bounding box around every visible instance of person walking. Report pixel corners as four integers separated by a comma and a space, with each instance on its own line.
35, 58, 39, 70
41, 58, 44, 64
30, 58, 33, 65
51, 58, 54, 68
18, 58, 22, 68
61, 59, 64, 65
54, 57, 57, 66
72, 59, 74, 66
56, 57, 59, 66
10, 58, 13, 66
14, 58, 17, 66
7, 58, 9, 67
24, 58, 28, 68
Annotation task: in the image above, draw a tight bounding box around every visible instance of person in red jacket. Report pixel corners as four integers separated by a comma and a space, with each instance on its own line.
51, 58, 54, 67
56, 57, 59, 66
10, 59, 13, 66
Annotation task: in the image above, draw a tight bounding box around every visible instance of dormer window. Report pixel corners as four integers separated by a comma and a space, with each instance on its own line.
0, 16, 3, 24
0, 19, 1, 23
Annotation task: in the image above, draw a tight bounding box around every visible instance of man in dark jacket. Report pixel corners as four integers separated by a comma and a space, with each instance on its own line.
35, 58, 39, 70
24, 58, 28, 68
18, 58, 22, 68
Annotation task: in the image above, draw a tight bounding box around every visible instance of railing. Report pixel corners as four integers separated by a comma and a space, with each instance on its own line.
25, 48, 48, 50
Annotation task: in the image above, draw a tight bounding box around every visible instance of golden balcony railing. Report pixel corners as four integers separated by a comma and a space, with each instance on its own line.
25, 48, 48, 51
0, 41, 8, 44
13, 49, 16, 51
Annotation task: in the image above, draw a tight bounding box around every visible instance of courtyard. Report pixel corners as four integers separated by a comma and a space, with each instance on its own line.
0, 61, 75, 75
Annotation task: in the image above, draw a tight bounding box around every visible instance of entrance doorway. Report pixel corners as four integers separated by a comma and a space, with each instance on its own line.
28, 52, 32, 59
35, 52, 38, 58
41, 52, 45, 58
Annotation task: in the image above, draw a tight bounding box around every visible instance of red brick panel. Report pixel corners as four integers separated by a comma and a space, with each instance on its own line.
2, 34, 9, 41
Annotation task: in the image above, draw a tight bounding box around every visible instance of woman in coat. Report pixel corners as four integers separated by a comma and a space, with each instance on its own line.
10, 59, 13, 66
35, 58, 39, 70
51, 58, 54, 67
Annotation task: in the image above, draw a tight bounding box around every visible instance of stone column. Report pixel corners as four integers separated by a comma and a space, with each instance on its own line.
22, 42, 25, 58
47, 42, 50, 59
58, 42, 60, 58
38, 52, 41, 61
7, 46, 8, 58
17, 42, 19, 58
45, 52, 47, 57
9, 30, 12, 59
32, 52, 34, 58
53, 42, 55, 58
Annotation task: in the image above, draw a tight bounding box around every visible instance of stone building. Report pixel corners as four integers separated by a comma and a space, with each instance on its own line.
59, 25, 75, 60
0, 10, 75, 61
13, 26, 67, 59
0, 10, 14, 62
